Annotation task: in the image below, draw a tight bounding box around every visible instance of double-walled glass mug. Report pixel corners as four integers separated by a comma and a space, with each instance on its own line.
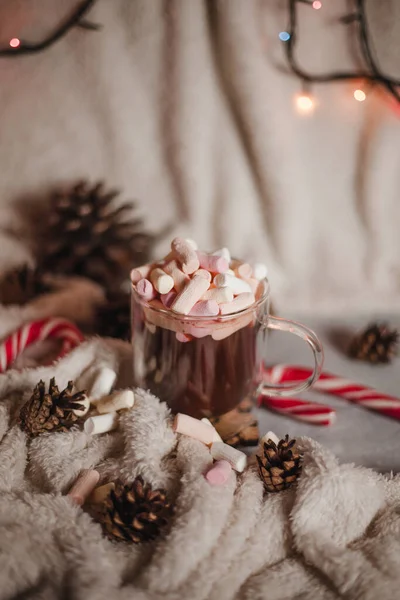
131, 279, 323, 418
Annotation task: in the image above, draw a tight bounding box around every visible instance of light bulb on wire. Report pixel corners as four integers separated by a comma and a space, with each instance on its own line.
9, 38, 20, 48
295, 92, 315, 114
354, 89, 366, 102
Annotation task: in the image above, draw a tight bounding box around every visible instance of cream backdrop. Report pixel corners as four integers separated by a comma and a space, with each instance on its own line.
0, 0, 399, 314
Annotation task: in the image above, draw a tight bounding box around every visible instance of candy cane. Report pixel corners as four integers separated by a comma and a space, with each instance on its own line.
0, 317, 84, 372
262, 364, 400, 421
258, 395, 336, 426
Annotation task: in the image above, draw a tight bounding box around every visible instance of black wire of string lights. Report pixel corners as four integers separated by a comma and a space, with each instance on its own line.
0, 0, 100, 57
281, 0, 400, 105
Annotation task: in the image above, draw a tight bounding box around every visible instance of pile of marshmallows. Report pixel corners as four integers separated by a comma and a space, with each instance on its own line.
130, 238, 268, 342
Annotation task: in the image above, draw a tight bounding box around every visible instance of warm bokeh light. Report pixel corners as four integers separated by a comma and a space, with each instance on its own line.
9, 38, 20, 48
312, 1, 322, 9
295, 93, 315, 114
354, 89, 366, 102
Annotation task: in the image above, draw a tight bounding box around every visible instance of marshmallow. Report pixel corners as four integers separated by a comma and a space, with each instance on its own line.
185, 238, 198, 250
176, 332, 192, 343
171, 237, 200, 274
67, 469, 100, 506
202, 287, 234, 304
259, 431, 280, 447
160, 290, 177, 308
197, 252, 229, 274
130, 264, 151, 284
96, 390, 135, 414
72, 395, 90, 418
89, 368, 117, 403
171, 272, 211, 315
235, 263, 253, 279
210, 442, 247, 472
212, 247, 231, 263
136, 278, 156, 301
219, 292, 255, 315
201, 418, 223, 442
173, 413, 216, 445
163, 260, 190, 292
253, 262, 268, 280
150, 268, 174, 294
196, 269, 212, 282
243, 277, 259, 294
187, 326, 213, 339
205, 460, 233, 485
84, 412, 119, 435
189, 300, 219, 317
87, 482, 115, 505
214, 273, 252, 294
226, 269, 235, 276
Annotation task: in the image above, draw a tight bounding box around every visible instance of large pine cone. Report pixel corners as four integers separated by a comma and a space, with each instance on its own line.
256, 434, 302, 493
40, 181, 153, 289
100, 477, 171, 543
0, 265, 52, 306
19, 378, 88, 437
349, 323, 398, 364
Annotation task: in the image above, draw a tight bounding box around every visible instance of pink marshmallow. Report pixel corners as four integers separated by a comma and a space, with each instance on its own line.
205, 460, 232, 486
219, 292, 255, 315
235, 263, 253, 279
163, 259, 190, 292
136, 278, 156, 301
130, 264, 151, 284
160, 290, 177, 308
171, 237, 200, 275
189, 300, 219, 317
197, 251, 229, 274
173, 413, 216, 445
171, 272, 211, 315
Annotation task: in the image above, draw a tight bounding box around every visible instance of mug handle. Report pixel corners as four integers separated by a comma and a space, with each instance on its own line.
260, 316, 324, 396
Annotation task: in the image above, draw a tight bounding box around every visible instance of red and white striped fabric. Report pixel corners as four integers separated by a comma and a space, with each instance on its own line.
262, 364, 400, 421
0, 317, 84, 372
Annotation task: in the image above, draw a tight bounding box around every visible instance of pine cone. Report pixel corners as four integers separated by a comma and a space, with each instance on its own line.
19, 378, 88, 437
0, 265, 52, 306
96, 291, 130, 340
256, 434, 302, 493
99, 477, 171, 543
349, 323, 399, 364
40, 181, 153, 289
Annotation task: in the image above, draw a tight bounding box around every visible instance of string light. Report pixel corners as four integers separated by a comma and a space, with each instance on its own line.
295, 92, 315, 114
9, 38, 20, 48
279, 31, 291, 42
353, 89, 366, 102
312, 1, 322, 9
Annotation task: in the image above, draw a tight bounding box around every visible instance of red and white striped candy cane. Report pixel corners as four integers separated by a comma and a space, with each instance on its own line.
0, 317, 84, 372
258, 395, 336, 426
263, 364, 400, 421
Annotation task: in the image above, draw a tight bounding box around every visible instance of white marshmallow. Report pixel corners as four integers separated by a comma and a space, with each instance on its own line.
210, 442, 247, 472
171, 273, 211, 315
212, 247, 231, 263
185, 238, 198, 250
253, 262, 268, 280
150, 268, 174, 294
96, 390, 135, 414
202, 287, 234, 303
259, 431, 280, 446
214, 273, 252, 294
89, 368, 117, 403
72, 395, 90, 417
84, 412, 119, 435
201, 418, 223, 442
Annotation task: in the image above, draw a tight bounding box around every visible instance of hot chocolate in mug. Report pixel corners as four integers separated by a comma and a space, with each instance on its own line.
131, 269, 323, 418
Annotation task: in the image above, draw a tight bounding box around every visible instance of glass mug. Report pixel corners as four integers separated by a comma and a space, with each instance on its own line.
131, 279, 323, 418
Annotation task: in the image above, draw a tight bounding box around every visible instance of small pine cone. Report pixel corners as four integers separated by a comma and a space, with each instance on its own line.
256, 434, 302, 493
0, 265, 52, 306
99, 477, 171, 543
349, 323, 398, 364
96, 291, 130, 340
19, 378, 88, 437
39, 181, 153, 289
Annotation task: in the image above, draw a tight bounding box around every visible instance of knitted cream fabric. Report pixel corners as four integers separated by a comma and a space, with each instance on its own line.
1, 337, 400, 600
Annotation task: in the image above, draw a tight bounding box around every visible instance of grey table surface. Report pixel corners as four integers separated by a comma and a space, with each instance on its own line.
255, 315, 400, 473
